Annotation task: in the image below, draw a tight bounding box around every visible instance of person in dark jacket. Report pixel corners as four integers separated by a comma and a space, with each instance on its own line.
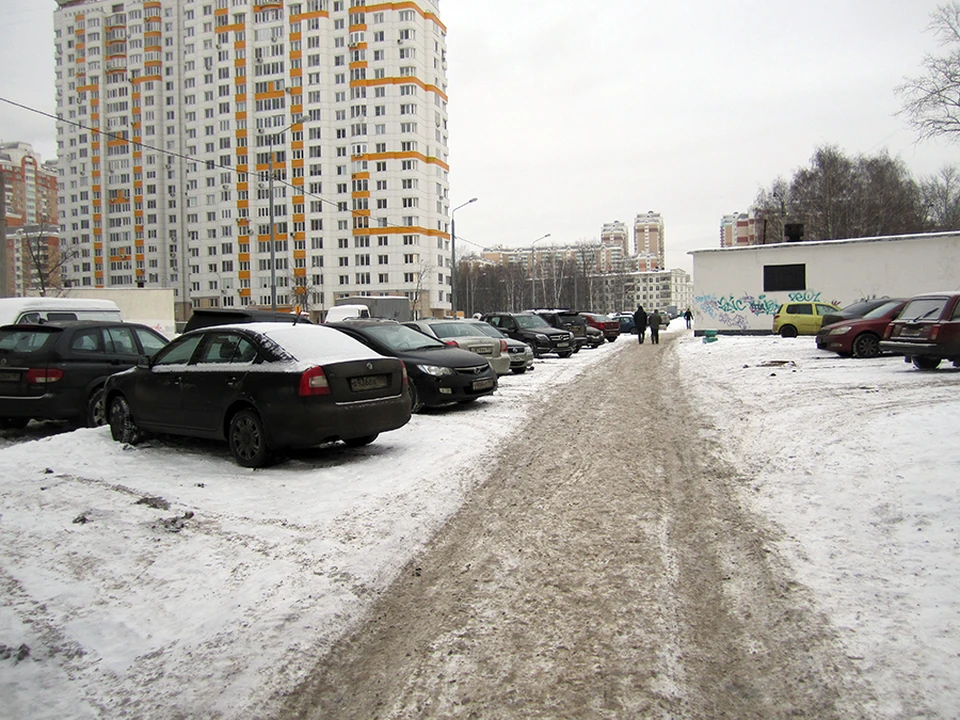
649, 309, 663, 344
684, 308, 693, 329
632, 305, 648, 344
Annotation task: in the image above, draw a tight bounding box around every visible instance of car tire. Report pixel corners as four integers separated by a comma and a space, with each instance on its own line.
511, 367, 527, 374
87, 387, 107, 427
408, 381, 424, 413
779, 325, 798, 338
0, 418, 29, 430
607, 336, 617, 342
108, 395, 141, 445
912, 356, 942, 370
557, 350, 573, 358
228, 408, 272, 468
852, 333, 880, 359
344, 433, 378, 447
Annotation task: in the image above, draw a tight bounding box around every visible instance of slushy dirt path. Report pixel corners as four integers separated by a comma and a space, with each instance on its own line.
276, 333, 873, 719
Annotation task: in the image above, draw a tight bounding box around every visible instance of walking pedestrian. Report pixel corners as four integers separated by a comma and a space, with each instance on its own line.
649, 309, 663, 344
684, 308, 693, 329
632, 305, 648, 344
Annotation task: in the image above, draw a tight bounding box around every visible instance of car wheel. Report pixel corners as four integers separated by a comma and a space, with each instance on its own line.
779, 325, 798, 338
344, 433, 378, 447
852, 333, 880, 359
607, 336, 617, 342
912, 356, 942, 370
0, 417, 29, 430
557, 350, 573, 358
108, 395, 141, 445
228, 408, 271, 468
87, 387, 107, 427
511, 367, 527, 374
408, 381, 424, 413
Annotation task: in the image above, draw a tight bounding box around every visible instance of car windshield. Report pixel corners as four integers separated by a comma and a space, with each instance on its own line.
0, 327, 59, 354
900, 298, 947, 322
862, 300, 905, 320
514, 314, 551, 329
364, 323, 446, 351
838, 300, 878, 316
466, 322, 506, 339
427, 322, 487, 339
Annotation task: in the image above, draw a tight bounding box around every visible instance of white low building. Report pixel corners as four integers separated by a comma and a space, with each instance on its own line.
688, 232, 960, 334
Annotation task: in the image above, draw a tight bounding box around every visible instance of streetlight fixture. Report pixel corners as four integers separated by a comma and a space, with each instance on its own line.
530, 232, 551, 309
263, 114, 306, 311
450, 197, 477, 317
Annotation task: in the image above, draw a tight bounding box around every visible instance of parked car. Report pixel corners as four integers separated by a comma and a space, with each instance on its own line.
480, 312, 575, 358
879, 292, 960, 370
532, 310, 588, 352
819, 298, 899, 329
816, 299, 907, 358
183, 308, 311, 332
104, 322, 410, 467
462, 321, 534, 374
405, 319, 511, 375
328, 319, 497, 411
0, 321, 169, 430
583, 325, 604, 348
772, 302, 841, 337
613, 312, 636, 334
580, 312, 621, 342
0, 297, 123, 326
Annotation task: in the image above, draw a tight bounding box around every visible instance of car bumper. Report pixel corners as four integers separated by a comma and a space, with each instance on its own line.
0, 391, 86, 422
879, 340, 944, 357
413, 369, 498, 407
488, 355, 512, 375
263, 393, 411, 448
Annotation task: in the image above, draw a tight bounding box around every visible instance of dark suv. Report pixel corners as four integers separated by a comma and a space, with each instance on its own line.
0, 321, 169, 429
533, 309, 587, 352
183, 308, 311, 332
481, 312, 575, 358
879, 292, 960, 370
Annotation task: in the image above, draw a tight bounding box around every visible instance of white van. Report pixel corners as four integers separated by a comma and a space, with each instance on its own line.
0, 297, 123, 325
323, 304, 371, 323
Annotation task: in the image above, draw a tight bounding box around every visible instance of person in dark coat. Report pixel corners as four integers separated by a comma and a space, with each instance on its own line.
648, 309, 663, 344
684, 308, 693, 329
632, 305, 648, 344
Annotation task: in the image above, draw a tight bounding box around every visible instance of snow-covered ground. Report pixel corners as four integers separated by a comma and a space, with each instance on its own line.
1, 323, 957, 718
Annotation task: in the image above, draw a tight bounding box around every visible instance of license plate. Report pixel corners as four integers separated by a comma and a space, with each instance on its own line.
473, 346, 492, 355
349, 374, 389, 392
899, 327, 923, 337
0, 371, 20, 382
472, 378, 495, 391
556, 342, 569, 348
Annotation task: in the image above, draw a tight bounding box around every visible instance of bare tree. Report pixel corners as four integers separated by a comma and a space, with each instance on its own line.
20, 225, 75, 296
921, 164, 960, 229
897, 2, 960, 142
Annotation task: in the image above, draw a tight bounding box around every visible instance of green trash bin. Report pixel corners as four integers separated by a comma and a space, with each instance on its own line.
703, 329, 718, 344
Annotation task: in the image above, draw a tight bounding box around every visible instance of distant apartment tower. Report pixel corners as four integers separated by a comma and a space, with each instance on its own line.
634, 211, 663, 269
720, 212, 759, 247
1, 142, 60, 296
53, 0, 449, 320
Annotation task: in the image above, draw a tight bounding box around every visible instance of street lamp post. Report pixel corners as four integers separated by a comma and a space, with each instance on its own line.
450, 197, 477, 318
530, 232, 551, 309
264, 114, 306, 311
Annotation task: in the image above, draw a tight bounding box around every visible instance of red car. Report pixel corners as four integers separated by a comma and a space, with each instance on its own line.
579, 312, 620, 342
880, 291, 960, 370
815, 299, 906, 358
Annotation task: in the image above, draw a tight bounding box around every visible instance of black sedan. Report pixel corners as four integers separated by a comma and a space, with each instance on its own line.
103, 322, 411, 467
0, 321, 168, 429
327, 319, 497, 412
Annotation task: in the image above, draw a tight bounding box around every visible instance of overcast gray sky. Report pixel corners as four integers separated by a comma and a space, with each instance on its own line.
3, 0, 959, 273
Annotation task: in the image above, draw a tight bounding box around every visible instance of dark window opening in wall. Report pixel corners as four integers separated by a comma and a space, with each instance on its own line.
763, 263, 805, 292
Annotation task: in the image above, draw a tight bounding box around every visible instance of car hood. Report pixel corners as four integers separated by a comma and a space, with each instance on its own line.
386, 346, 491, 367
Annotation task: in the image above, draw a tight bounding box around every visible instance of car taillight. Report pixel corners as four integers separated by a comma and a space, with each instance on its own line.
931, 325, 941, 341
499, 339, 508, 352
444, 339, 460, 348
25, 368, 63, 384
883, 324, 894, 339
400, 360, 408, 388
299, 366, 330, 396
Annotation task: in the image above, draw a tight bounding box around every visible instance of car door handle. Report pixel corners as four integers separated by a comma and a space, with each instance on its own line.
226, 376, 241, 388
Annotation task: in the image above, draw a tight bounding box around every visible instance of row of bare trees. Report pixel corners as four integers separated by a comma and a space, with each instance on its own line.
754, 146, 960, 242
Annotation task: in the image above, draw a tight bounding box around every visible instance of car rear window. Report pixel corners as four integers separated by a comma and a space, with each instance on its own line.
428, 322, 481, 338
900, 298, 948, 322
785, 304, 813, 314
0, 327, 60, 353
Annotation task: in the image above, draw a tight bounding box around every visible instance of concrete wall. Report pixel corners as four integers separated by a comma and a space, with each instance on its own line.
65, 287, 177, 338
689, 232, 960, 333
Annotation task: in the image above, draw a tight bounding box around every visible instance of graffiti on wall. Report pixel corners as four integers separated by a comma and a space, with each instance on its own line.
695, 291, 842, 329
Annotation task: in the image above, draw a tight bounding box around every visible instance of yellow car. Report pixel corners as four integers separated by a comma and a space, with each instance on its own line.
772, 302, 840, 337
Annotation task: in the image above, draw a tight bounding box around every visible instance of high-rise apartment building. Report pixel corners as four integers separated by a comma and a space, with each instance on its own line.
633, 211, 663, 269
1, 142, 61, 296
53, 0, 449, 320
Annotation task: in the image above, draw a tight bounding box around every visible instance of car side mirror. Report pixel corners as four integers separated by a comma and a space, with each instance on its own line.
137, 355, 151, 369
